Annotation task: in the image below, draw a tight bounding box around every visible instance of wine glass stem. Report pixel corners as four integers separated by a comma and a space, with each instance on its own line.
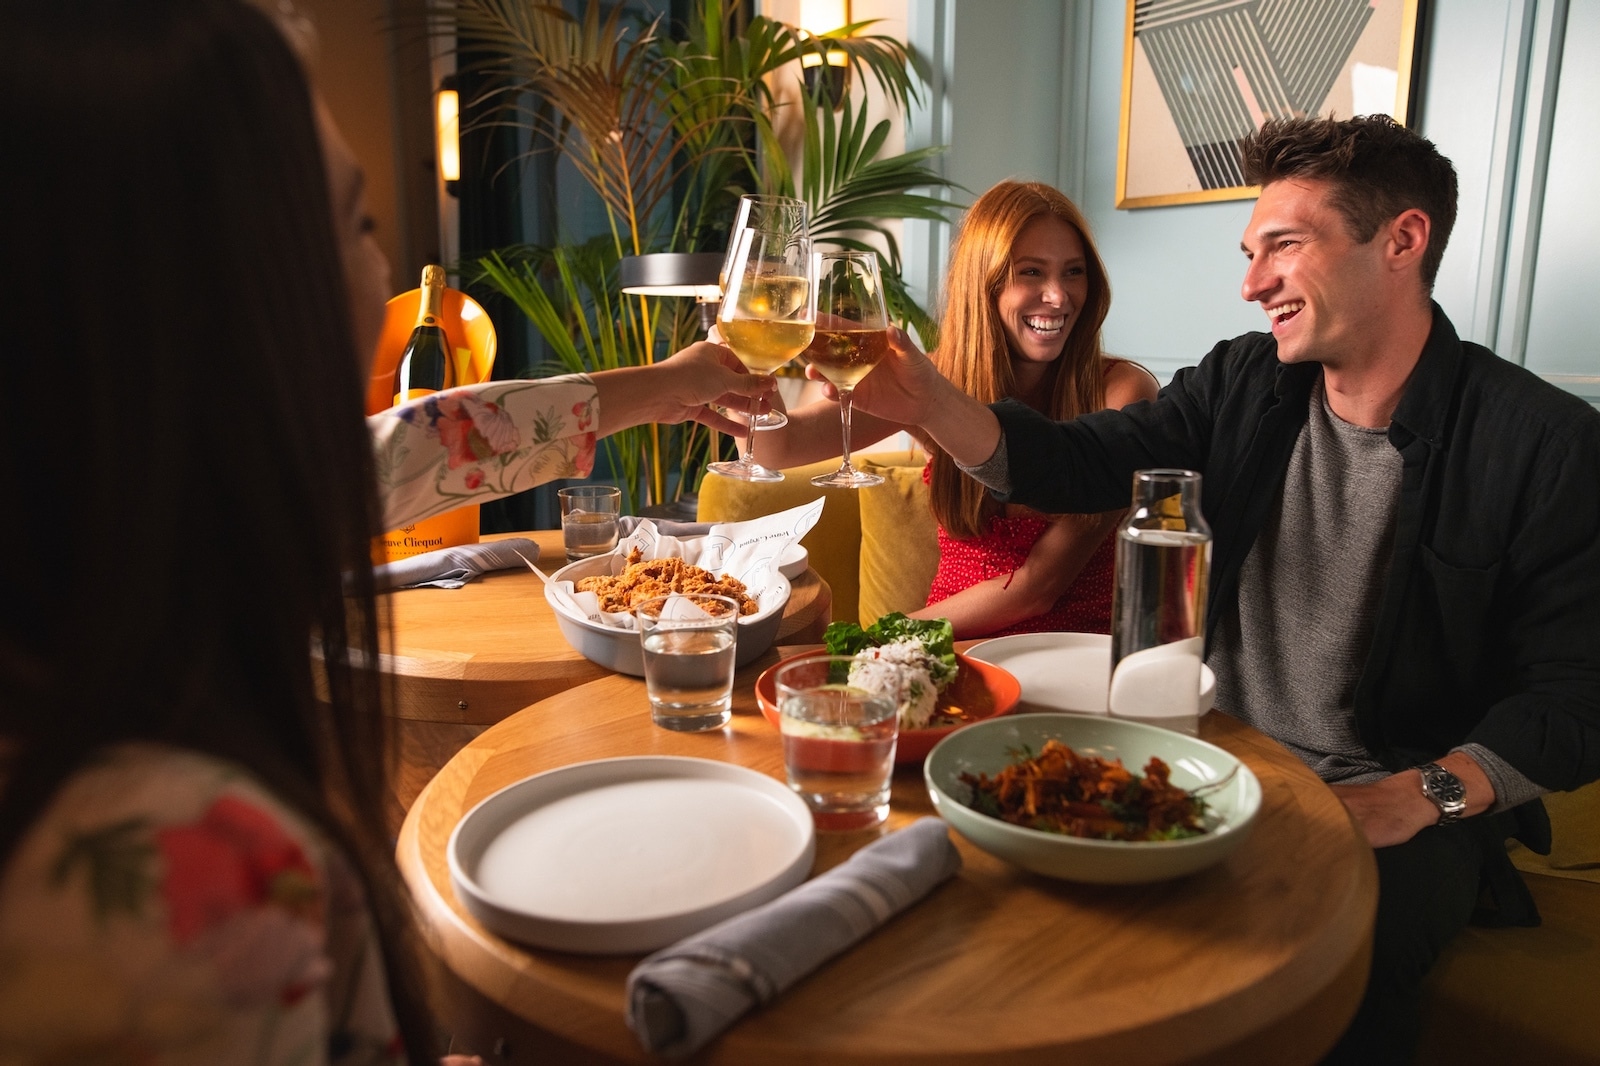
745, 394, 762, 468
838, 389, 855, 473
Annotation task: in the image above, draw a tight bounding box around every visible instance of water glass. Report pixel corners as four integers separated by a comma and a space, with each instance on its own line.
559, 485, 621, 562
774, 655, 899, 831
635, 593, 739, 732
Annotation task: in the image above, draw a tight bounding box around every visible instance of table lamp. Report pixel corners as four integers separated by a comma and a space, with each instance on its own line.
619, 252, 724, 332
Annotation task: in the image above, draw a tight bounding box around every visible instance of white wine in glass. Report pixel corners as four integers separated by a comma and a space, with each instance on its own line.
805, 251, 889, 488
707, 228, 815, 483
720, 195, 808, 430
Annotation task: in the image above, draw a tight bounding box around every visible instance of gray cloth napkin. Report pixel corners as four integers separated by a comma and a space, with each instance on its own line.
371, 537, 542, 591
616, 516, 714, 538
625, 817, 961, 1058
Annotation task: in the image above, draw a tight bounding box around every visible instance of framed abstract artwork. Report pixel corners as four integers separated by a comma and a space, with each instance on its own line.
1116, 0, 1425, 208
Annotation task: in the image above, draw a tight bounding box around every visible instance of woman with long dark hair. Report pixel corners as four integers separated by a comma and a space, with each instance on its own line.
0, 2, 764, 1061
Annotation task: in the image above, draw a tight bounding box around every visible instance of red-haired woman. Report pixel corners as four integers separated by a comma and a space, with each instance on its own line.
764, 181, 1157, 639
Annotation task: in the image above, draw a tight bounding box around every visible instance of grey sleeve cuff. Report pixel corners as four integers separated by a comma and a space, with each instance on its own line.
954, 434, 1011, 496
1454, 743, 1549, 813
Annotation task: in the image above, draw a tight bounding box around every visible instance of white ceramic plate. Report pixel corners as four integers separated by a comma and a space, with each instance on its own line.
925, 714, 1261, 883
777, 542, 809, 580
964, 632, 1215, 715
449, 757, 815, 954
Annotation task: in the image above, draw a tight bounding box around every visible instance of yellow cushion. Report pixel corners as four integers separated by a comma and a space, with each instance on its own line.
857, 459, 939, 625
1418, 872, 1600, 1061
697, 461, 863, 623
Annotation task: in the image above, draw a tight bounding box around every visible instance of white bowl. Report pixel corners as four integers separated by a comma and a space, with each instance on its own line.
545, 552, 790, 677
924, 714, 1260, 884
449, 756, 815, 953
965, 632, 1216, 716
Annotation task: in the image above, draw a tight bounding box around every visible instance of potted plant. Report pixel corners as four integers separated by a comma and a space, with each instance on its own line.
432, 0, 960, 513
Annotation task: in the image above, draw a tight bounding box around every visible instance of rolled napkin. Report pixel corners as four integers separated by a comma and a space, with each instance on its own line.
625, 817, 961, 1058
371, 537, 543, 591
616, 516, 713, 538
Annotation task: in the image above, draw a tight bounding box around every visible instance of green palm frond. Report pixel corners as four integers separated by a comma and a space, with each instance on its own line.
433, 0, 957, 506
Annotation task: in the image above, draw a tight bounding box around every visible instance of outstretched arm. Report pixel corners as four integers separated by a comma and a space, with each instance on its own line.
593, 342, 774, 437
372, 343, 773, 530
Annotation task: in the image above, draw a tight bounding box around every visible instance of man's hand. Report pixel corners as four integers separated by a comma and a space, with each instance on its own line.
1328, 752, 1495, 848
810, 328, 1001, 466
813, 327, 948, 425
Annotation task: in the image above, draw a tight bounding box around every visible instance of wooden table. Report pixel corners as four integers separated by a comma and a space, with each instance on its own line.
398, 658, 1379, 1065
380, 530, 831, 829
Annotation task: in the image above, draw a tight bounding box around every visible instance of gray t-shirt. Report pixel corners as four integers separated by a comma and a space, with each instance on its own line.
1208, 381, 1542, 809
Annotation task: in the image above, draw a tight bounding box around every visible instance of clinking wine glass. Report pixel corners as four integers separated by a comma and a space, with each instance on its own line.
706, 227, 815, 483
804, 250, 888, 488
720, 195, 808, 431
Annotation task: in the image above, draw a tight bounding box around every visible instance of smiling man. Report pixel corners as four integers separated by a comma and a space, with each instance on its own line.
847, 115, 1600, 1062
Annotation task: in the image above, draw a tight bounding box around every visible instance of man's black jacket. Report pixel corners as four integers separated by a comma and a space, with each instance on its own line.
991, 305, 1600, 791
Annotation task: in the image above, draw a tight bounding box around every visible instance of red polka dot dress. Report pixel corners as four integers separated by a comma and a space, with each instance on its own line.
922, 466, 1116, 638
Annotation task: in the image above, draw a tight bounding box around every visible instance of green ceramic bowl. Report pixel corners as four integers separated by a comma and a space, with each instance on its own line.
924, 714, 1262, 884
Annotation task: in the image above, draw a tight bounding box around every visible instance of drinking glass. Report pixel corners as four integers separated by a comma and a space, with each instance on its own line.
635, 593, 739, 732
558, 485, 621, 562
1108, 469, 1213, 735
720, 195, 809, 431
805, 250, 889, 488
706, 226, 815, 483
774, 654, 899, 830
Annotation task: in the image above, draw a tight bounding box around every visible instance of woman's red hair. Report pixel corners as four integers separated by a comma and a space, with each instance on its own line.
927, 181, 1113, 539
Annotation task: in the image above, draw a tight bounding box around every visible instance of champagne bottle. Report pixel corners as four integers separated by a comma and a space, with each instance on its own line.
392, 264, 455, 403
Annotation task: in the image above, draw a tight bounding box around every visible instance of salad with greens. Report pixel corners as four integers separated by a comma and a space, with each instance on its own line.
823, 614, 959, 729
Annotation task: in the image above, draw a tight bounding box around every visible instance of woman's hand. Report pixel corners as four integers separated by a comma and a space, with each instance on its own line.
593, 342, 775, 438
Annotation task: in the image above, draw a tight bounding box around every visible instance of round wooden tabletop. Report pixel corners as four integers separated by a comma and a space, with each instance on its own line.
379, 530, 832, 726
398, 658, 1378, 1065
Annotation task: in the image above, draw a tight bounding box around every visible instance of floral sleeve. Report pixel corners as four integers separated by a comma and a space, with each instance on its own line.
0, 747, 403, 1066
370, 375, 600, 530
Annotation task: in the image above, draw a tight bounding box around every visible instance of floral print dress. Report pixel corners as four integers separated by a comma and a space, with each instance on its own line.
0, 376, 602, 1065
0, 747, 403, 1065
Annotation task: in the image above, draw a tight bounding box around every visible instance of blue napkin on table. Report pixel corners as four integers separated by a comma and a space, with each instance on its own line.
371, 537, 542, 591
624, 817, 961, 1058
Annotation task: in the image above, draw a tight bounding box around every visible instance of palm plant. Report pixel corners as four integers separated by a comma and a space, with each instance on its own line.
432, 0, 960, 512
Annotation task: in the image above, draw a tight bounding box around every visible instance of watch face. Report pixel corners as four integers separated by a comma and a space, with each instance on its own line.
1421, 765, 1466, 810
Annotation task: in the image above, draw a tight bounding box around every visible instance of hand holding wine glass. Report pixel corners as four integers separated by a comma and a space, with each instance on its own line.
706, 227, 815, 483
803, 250, 890, 488
721, 195, 808, 432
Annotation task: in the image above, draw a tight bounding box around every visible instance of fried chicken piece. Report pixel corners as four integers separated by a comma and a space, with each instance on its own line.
575, 554, 758, 615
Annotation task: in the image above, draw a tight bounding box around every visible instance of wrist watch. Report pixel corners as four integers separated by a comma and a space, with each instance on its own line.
1417, 762, 1468, 825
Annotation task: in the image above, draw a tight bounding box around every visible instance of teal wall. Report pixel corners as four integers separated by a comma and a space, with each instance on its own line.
905, 0, 1598, 400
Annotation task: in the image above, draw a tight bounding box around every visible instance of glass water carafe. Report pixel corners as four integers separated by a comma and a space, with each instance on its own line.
1108, 469, 1212, 734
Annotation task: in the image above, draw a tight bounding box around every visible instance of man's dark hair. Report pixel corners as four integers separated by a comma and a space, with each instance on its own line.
1241, 114, 1458, 289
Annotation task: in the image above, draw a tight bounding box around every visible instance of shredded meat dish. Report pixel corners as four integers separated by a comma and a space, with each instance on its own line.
575, 548, 758, 615
961, 739, 1208, 841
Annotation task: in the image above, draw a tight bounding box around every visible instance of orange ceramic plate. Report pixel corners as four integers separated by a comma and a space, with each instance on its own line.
755, 652, 1022, 765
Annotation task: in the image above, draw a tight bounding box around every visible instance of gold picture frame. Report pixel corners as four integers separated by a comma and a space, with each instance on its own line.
1116, 0, 1424, 209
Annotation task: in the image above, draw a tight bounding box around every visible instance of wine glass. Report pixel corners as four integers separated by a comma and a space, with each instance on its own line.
804, 250, 888, 488
721, 195, 808, 431
706, 226, 815, 483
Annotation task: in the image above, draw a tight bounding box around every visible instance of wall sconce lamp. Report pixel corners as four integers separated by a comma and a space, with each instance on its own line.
436, 75, 460, 197
619, 253, 725, 333
799, 0, 851, 110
